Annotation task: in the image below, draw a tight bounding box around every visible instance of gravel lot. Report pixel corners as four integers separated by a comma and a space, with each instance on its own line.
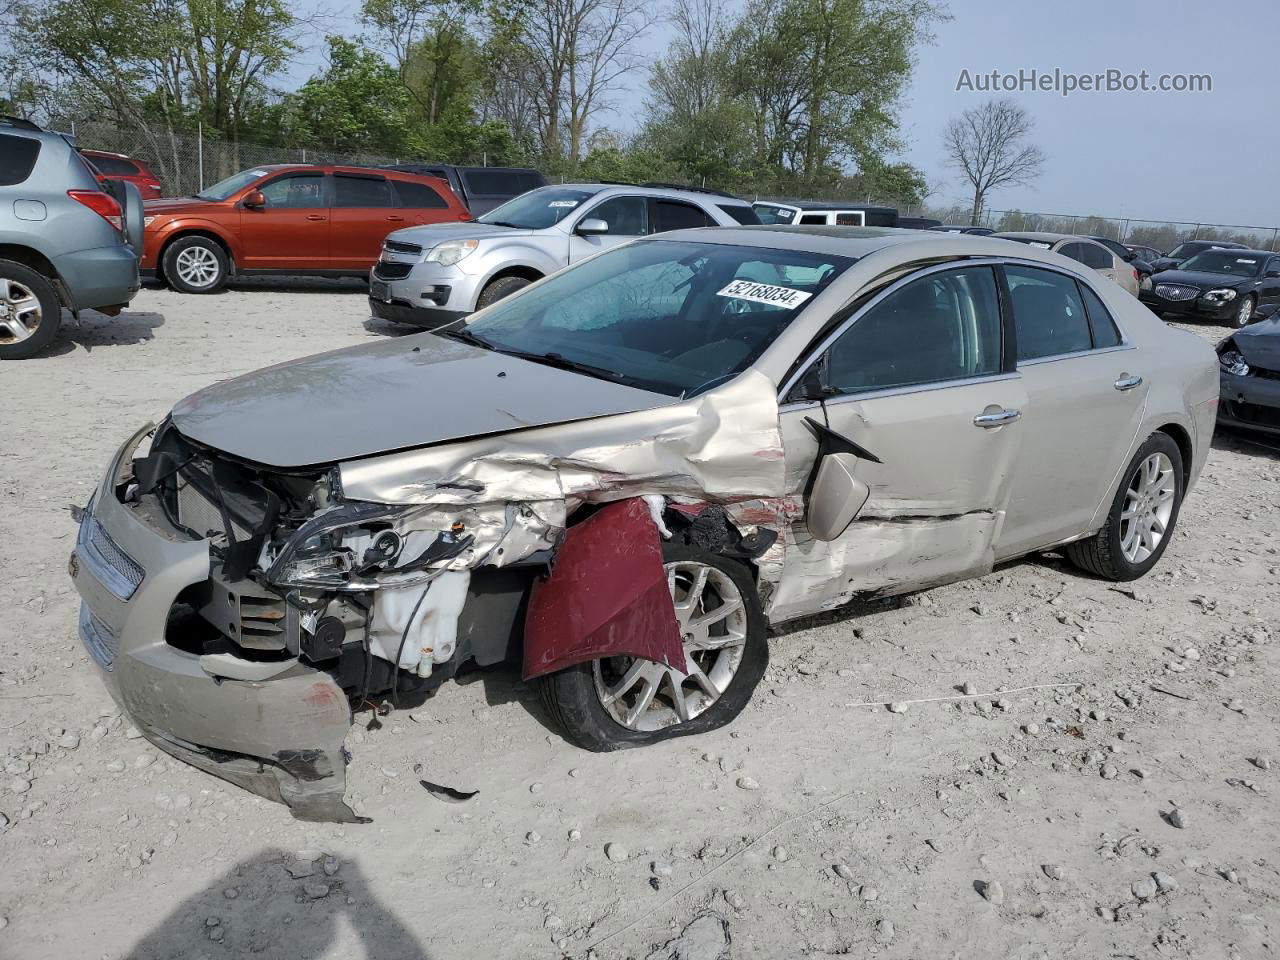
2, 281, 1277, 960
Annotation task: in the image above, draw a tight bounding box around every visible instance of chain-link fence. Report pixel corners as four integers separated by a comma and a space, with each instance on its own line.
59, 118, 1280, 253
59, 119, 413, 198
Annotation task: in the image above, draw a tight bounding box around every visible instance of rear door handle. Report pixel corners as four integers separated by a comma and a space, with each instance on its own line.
1114, 374, 1143, 391
385, 215, 405, 221
973, 408, 1022, 428
305, 214, 326, 221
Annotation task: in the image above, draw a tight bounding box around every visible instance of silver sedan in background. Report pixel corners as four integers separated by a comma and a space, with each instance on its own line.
70, 226, 1217, 820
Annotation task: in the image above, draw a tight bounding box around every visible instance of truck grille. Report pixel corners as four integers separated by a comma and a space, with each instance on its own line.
1154, 283, 1199, 301
373, 260, 413, 280
77, 509, 145, 600
80, 602, 120, 669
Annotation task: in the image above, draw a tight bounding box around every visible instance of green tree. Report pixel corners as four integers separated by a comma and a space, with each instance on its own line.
274, 36, 418, 154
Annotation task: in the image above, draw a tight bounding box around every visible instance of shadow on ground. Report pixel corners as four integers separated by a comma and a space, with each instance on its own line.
124, 849, 431, 960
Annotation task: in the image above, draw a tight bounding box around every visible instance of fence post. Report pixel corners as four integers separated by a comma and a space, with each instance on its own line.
1192, 223, 1201, 239
197, 122, 204, 191
1272, 228, 1278, 252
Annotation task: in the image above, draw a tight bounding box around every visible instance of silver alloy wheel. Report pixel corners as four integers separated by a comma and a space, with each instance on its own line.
592, 561, 749, 731
174, 245, 220, 288
0, 277, 42, 344
1120, 451, 1176, 564
1236, 296, 1252, 327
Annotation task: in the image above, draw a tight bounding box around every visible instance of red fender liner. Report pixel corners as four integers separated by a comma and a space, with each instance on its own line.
522, 498, 686, 680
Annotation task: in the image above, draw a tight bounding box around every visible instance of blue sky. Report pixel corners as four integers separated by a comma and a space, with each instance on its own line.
294, 0, 1278, 227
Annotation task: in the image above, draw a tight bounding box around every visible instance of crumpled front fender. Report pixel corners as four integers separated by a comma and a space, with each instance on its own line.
523, 498, 685, 679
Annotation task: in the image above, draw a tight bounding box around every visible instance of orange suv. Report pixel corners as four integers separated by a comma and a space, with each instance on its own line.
141, 164, 471, 293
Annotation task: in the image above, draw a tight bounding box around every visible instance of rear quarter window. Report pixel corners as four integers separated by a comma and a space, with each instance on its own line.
718, 204, 761, 225
0, 134, 41, 186
462, 169, 536, 196
394, 180, 448, 209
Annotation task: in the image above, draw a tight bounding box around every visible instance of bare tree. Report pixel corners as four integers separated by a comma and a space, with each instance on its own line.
504, 0, 646, 163
943, 98, 1044, 225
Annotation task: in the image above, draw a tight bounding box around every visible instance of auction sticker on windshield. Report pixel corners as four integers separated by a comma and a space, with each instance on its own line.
548, 200, 579, 208
717, 279, 812, 308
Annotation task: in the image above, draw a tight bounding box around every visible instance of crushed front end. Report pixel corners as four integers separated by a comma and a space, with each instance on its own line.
68, 421, 538, 822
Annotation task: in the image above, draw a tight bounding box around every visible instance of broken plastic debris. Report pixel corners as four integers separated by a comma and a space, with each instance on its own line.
420, 780, 479, 803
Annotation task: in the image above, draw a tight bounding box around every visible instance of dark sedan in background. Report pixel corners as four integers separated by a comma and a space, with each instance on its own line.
1140, 249, 1280, 328
1150, 239, 1247, 273
1218, 315, 1280, 435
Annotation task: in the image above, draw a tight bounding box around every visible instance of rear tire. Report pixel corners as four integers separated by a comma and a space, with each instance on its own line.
476, 275, 532, 310
538, 542, 768, 751
1065, 432, 1184, 581
163, 236, 229, 294
0, 260, 61, 360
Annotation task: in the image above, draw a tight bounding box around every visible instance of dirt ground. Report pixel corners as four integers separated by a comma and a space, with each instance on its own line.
1, 280, 1276, 960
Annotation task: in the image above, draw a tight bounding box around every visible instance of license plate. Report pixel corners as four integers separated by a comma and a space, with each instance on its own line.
370, 280, 391, 301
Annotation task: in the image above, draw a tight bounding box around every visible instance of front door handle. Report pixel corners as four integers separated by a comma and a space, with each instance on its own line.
385, 215, 405, 222
1114, 374, 1143, 391
973, 408, 1022, 428
305, 214, 326, 221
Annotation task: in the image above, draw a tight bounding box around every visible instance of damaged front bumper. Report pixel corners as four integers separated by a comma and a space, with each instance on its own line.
69, 425, 364, 822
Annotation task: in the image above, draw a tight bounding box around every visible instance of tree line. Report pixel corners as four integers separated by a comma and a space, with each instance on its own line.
0, 0, 947, 205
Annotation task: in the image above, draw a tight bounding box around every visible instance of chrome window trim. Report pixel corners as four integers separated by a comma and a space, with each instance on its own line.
1018, 343, 1136, 366
821, 371, 1021, 407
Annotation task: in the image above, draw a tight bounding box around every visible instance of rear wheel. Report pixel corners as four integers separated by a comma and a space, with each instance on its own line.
538, 542, 768, 751
476, 275, 531, 310
1065, 432, 1184, 581
0, 260, 61, 360
163, 236, 228, 294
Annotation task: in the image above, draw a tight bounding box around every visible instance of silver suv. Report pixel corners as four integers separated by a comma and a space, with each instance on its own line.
368, 183, 759, 327
0, 117, 142, 359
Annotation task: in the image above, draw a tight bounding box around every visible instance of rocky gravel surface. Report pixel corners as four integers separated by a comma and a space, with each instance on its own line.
1, 282, 1276, 959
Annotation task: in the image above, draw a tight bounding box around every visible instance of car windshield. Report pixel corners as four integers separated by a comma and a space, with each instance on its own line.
451, 239, 852, 397
752, 203, 797, 224
196, 168, 272, 201
1178, 251, 1264, 277
477, 187, 597, 229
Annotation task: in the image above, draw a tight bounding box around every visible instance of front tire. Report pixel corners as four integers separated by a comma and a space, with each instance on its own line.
1065, 432, 1184, 581
476, 275, 531, 310
0, 260, 61, 360
163, 236, 229, 294
538, 542, 768, 751
1231, 294, 1255, 329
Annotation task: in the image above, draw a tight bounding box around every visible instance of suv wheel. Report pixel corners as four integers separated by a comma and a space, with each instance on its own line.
163, 236, 229, 294
538, 543, 768, 751
476, 275, 531, 309
0, 260, 61, 360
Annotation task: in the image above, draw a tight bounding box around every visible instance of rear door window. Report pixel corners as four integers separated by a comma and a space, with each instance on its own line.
334, 174, 394, 207
799, 213, 827, 225
717, 204, 760, 225
0, 134, 41, 186
1077, 242, 1113, 270
650, 199, 714, 233
86, 154, 140, 175
1006, 265, 1094, 360
393, 180, 448, 209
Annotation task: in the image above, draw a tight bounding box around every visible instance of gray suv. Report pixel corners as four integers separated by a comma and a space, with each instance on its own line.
368, 183, 760, 327
0, 117, 141, 359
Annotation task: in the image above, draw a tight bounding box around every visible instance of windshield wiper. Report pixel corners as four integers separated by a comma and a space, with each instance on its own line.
434, 326, 496, 350
479, 220, 520, 229
498, 348, 632, 384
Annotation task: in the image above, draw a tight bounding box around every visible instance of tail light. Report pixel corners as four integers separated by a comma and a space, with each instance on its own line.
68, 189, 123, 232
1132, 268, 1140, 283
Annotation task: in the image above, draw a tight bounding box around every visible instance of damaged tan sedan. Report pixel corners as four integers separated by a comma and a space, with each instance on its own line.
70, 227, 1218, 821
